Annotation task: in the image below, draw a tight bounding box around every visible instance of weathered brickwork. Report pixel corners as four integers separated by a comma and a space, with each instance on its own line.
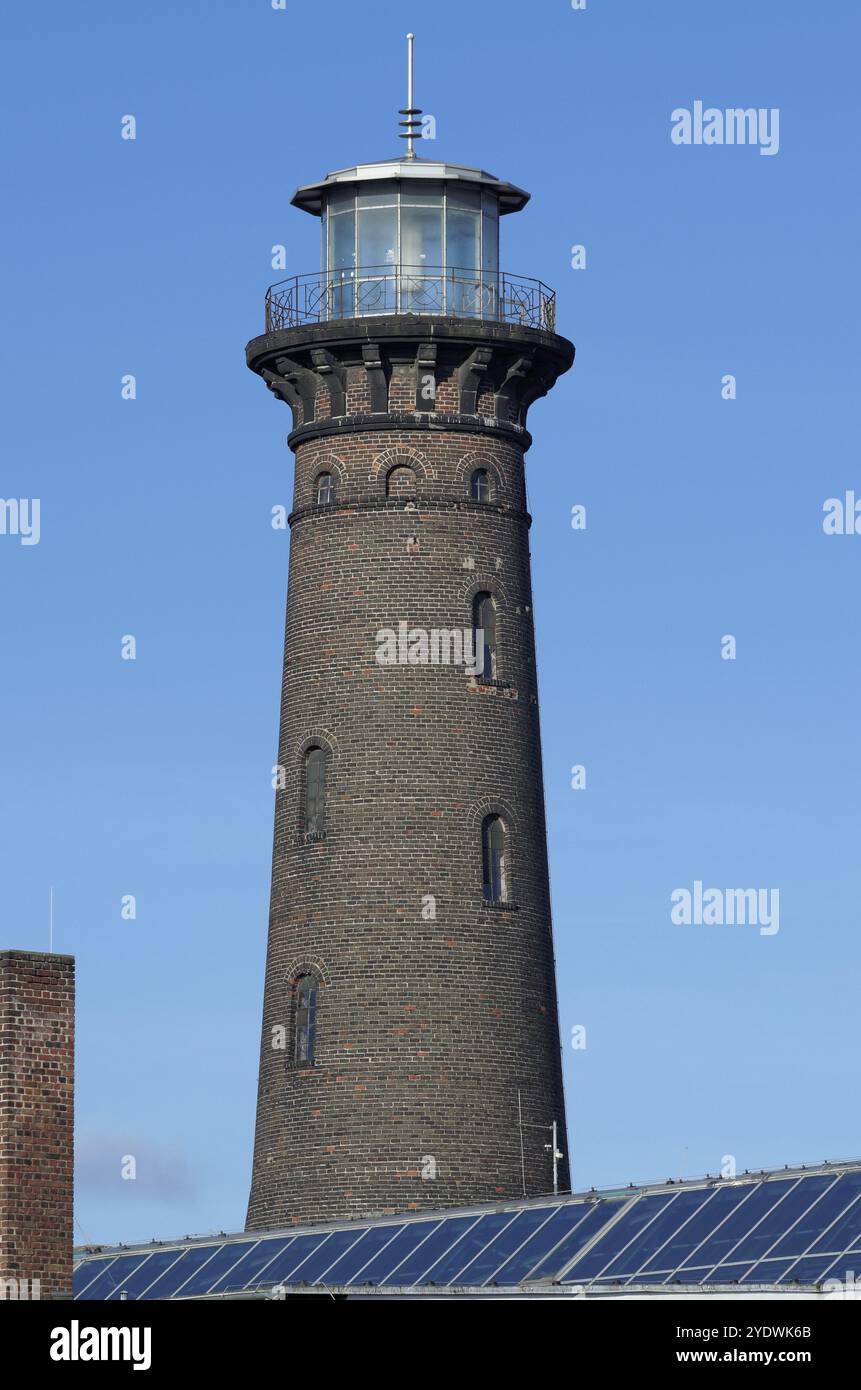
0, 951, 74, 1298
246, 315, 574, 1228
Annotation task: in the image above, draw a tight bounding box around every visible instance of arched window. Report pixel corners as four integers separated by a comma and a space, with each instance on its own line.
294, 975, 318, 1064
304, 747, 327, 835
471, 468, 491, 503
386, 465, 417, 499
316, 472, 335, 505
472, 592, 497, 682
482, 815, 508, 904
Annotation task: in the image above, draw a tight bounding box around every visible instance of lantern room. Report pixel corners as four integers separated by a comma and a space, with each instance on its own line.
288, 157, 529, 320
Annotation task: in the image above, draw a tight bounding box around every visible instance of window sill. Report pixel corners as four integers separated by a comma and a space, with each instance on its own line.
468, 677, 517, 695
482, 900, 519, 912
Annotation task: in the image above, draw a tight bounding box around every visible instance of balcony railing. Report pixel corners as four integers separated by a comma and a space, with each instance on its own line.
264, 265, 556, 333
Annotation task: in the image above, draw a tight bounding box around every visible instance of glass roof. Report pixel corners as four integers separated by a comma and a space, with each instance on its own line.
73, 1161, 861, 1299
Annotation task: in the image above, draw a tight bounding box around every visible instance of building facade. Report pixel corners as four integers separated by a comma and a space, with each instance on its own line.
245, 152, 573, 1229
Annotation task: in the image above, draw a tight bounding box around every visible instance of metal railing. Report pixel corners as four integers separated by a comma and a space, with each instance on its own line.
264, 265, 556, 333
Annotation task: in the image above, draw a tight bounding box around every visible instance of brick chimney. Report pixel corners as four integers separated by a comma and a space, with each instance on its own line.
0, 950, 74, 1299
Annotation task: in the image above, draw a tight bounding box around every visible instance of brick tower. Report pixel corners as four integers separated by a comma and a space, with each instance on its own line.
246, 46, 573, 1229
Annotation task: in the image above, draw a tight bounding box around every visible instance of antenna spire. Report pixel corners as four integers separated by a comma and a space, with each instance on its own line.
398, 32, 422, 159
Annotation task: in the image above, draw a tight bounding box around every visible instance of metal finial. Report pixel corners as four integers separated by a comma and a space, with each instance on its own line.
398, 32, 422, 159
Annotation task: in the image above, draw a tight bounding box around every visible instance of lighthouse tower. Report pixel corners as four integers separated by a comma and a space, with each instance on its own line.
246, 39, 574, 1229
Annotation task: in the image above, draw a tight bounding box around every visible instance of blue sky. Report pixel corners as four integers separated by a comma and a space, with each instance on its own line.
1, 0, 859, 1245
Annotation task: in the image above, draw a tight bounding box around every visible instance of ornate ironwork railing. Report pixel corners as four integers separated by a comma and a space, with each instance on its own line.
264, 265, 557, 333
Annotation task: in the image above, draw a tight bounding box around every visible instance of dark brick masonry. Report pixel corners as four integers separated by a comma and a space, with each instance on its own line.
0, 951, 74, 1298
245, 316, 574, 1228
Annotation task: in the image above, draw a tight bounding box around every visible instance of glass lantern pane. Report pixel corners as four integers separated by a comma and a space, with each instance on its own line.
358, 206, 398, 267
401, 206, 442, 269
357, 187, 398, 207
400, 182, 444, 205
482, 206, 499, 274
357, 206, 397, 314
327, 187, 355, 214
329, 211, 355, 271
447, 209, 482, 316
328, 211, 356, 318
446, 209, 480, 270
401, 206, 443, 313
447, 185, 482, 210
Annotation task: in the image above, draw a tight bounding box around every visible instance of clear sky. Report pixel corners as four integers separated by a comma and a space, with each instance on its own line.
2, 0, 859, 1246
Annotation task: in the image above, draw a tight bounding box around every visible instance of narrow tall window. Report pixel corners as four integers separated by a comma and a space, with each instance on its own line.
316, 472, 335, 505
482, 815, 508, 903
295, 975, 318, 1064
471, 468, 491, 503
473, 592, 497, 681
304, 747, 327, 835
